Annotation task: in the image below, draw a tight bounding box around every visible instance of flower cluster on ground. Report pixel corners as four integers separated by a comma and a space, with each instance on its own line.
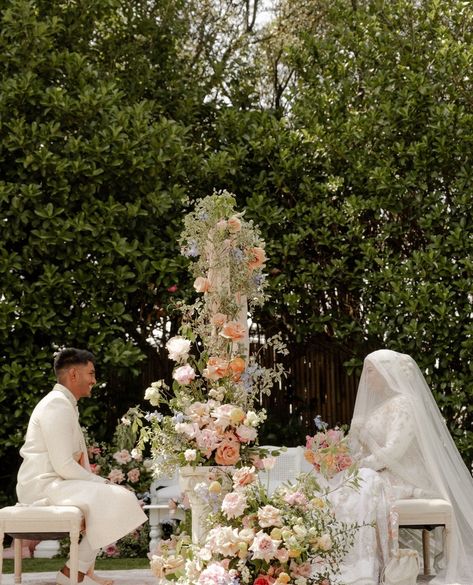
126, 192, 287, 477
86, 423, 153, 496
149, 457, 359, 585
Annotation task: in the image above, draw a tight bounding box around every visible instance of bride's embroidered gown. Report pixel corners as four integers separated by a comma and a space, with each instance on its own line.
332, 350, 473, 585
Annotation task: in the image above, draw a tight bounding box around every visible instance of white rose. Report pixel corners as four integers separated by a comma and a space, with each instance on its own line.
144, 385, 161, 406
166, 336, 191, 362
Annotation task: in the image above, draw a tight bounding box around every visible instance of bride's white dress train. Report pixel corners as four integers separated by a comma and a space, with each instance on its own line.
340, 349, 473, 585
328, 467, 391, 585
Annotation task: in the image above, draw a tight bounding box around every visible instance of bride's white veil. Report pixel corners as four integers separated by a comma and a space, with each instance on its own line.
351, 349, 473, 584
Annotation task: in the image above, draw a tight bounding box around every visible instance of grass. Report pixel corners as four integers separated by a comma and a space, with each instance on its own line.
2, 557, 150, 573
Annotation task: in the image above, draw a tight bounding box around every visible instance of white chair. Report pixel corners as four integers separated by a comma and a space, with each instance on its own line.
258, 446, 305, 494
144, 471, 184, 553
394, 498, 453, 576
0, 505, 84, 585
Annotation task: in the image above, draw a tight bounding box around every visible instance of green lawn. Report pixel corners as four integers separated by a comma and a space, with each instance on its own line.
2, 557, 150, 573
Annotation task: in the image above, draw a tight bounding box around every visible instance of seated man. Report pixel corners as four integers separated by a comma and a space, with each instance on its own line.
16, 348, 147, 585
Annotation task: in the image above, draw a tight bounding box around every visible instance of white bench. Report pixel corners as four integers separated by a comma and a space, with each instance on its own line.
0, 505, 84, 585
394, 498, 452, 576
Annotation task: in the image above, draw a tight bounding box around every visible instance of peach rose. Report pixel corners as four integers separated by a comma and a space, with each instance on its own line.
215, 438, 241, 465
211, 312, 228, 327
220, 321, 246, 341
229, 356, 246, 380
194, 276, 212, 293
233, 466, 257, 489
247, 246, 266, 270
203, 356, 229, 380
227, 216, 242, 233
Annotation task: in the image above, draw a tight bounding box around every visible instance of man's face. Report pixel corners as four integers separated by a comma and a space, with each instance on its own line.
70, 361, 96, 399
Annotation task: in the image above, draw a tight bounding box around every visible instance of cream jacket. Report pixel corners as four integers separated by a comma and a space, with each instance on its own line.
17, 383, 147, 549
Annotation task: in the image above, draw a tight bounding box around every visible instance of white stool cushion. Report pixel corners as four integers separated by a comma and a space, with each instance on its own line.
394, 498, 452, 526
0, 505, 83, 538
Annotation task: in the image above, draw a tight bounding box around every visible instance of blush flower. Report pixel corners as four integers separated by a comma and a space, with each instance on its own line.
249, 530, 281, 562
203, 357, 229, 380
127, 468, 140, 483
236, 424, 258, 443
197, 563, 232, 585
173, 363, 196, 385
194, 276, 212, 293
113, 449, 132, 464
108, 468, 125, 484
227, 215, 242, 233
211, 312, 228, 327
221, 491, 248, 519
257, 505, 283, 528
247, 246, 266, 270
233, 466, 257, 489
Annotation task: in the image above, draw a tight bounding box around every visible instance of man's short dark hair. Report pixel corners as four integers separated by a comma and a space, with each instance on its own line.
54, 348, 96, 377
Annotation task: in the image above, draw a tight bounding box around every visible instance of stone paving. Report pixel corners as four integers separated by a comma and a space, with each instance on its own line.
1, 571, 436, 584
1, 569, 156, 584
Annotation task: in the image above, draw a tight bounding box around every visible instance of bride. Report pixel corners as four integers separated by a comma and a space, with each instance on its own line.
344, 349, 473, 585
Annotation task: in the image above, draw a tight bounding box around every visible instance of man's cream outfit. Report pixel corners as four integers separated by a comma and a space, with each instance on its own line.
16, 383, 147, 561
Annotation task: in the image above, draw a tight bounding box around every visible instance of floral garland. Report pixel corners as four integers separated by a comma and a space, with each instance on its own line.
127, 192, 287, 477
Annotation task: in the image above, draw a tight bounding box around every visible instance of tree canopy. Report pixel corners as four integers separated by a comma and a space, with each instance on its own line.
1, 0, 472, 502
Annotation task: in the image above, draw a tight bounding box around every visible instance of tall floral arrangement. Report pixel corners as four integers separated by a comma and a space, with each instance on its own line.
128, 192, 287, 477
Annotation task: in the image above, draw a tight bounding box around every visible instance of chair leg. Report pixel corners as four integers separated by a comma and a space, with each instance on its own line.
0, 529, 4, 585
422, 529, 431, 576
69, 527, 80, 585
14, 538, 22, 584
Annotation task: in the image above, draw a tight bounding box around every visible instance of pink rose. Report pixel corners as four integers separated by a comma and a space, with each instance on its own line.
236, 424, 257, 443
284, 491, 308, 507
127, 468, 140, 483
173, 363, 196, 385
203, 357, 229, 380
215, 439, 241, 466
211, 313, 228, 327
108, 468, 125, 484
227, 216, 242, 233
233, 466, 257, 489
249, 531, 281, 562
289, 560, 312, 578
198, 563, 232, 585
276, 548, 290, 563
103, 543, 119, 558
113, 449, 132, 464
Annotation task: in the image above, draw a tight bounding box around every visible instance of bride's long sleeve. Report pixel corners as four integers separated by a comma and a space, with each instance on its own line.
357, 395, 415, 471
